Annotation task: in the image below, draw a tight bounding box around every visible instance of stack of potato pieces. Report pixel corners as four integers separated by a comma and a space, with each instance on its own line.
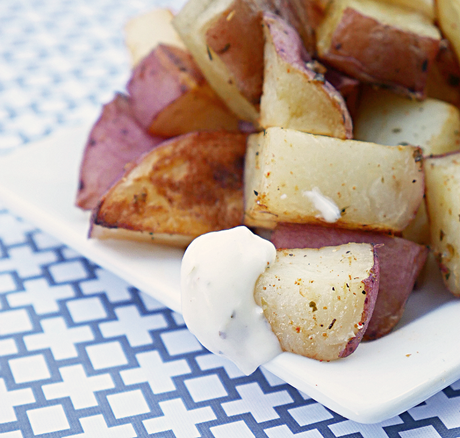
75, 0, 460, 362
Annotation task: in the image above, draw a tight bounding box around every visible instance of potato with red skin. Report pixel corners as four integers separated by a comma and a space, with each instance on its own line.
270, 222, 428, 340
316, 0, 441, 99
204, 0, 265, 107
75, 93, 164, 211
254, 243, 380, 360
127, 44, 239, 137
90, 131, 247, 247
259, 12, 353, 139
172, 0, 322, 121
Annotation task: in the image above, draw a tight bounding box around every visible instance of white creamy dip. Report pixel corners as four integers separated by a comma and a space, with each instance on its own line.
303, 187, 341, 223
180, 226, 282, 375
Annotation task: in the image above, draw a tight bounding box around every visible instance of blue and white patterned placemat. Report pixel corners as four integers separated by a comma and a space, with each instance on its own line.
2, 1, 460, 437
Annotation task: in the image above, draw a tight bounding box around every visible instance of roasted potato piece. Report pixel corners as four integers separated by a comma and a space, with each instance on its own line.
75, 93, 164, 211
425, 152, 460, 295
270, 223, 428, 340
244, 127, 424, 233
254, 243, 379, 360
259, 12, 352, 139
354, 88, 460, 156
172, 0, 317, 122
316, 0, 441, 99
90, 131, 247, 247
124, 8, 186, 67
173, 0, 265, 121
127, 44, 239, 137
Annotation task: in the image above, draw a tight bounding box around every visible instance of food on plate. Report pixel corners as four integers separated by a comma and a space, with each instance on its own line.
75, 93, 164, 210
424, 152, 460, 295
181, 226, 282, 374
244, 127, 424, 232
254, 241, 379, 360
90, 131, 247, 247
124, 8, 186, 67
127, 44, 239, 137
172, 0, 319, 122
316, 0, 441, 99
270, 222, 428, 340
75, 0, 460, 368
181, 226, 379, 366
354, 87, 460, 156
259, 12, 352, 139
436, 0, 460, 67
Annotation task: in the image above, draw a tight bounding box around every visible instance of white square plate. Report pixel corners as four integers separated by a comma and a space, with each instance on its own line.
0, 123, 458, 424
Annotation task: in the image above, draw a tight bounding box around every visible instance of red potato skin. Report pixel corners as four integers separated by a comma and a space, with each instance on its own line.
271, 223, 429, 340
205, 0, 265, 106
127, 44, 205, 130
319, 7, 440, 99
340, 251, 379, 357
75, 93, 164, 210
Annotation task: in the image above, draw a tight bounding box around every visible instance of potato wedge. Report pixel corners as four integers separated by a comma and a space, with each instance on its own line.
425, 152, 460, 295
127, 44, 239, 137
254, 243, 379, 360
75, 93, 164, 211
244, 127, 424, 233
354, 87, 460, 156
124, 8, 186, 67
259, 12, 353, 139
270, 223, 428, 340
90, 131, 247, 247
316, 0, 441, 99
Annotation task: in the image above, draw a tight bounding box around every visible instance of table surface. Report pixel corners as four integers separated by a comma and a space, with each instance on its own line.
1, 1, 460, 437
